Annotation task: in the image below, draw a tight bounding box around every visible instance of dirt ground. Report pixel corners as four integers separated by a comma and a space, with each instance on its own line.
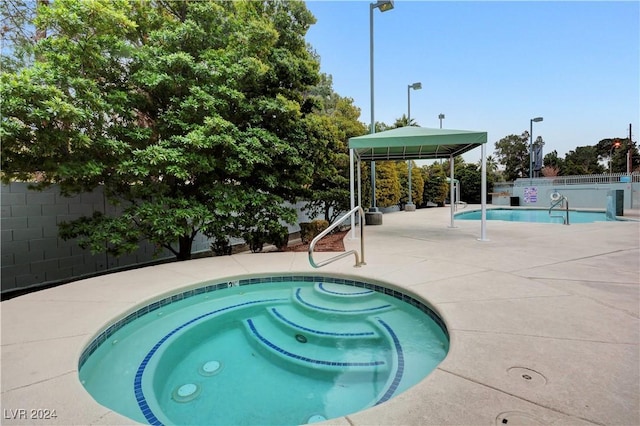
283, 229, 347, 252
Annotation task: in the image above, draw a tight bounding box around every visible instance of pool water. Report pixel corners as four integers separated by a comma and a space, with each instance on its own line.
79, 276, 449, 426
455, 208, 613, 224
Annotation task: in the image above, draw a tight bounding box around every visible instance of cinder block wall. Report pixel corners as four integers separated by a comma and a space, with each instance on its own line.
1, 183, 317, 295
2, 182, 176, 294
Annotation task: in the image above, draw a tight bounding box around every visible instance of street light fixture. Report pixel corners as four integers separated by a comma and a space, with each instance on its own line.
368, 0, 394, 214
407, 82, 421, 125
529, 117, 543, 180
438, 113, 445, 129
406, 81, 421, 212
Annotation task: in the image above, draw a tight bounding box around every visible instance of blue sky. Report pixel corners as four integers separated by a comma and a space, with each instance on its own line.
304, 1, 639, 162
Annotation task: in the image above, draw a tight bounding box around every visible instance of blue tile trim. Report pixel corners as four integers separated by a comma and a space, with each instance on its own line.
133, 298, 286, 426
374, 319, 405, 405
295, 288, 391, 313
317, 282, 374, 296
246, 319, 385, 368
270, 308, 375, 337
79, 275, 448, 368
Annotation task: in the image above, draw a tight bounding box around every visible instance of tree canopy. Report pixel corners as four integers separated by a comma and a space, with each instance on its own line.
302, 73, 367, 223
1, 0, 333, 260
494, 132, 530, 181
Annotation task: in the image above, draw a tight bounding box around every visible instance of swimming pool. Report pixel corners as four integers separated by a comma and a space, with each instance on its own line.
455, 208, 614, 224
78, 275, 449, 426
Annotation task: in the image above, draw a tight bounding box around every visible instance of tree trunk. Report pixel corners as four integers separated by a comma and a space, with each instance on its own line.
176, 235, 193, 261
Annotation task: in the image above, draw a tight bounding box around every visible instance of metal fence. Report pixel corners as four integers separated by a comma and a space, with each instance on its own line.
499, 172, 640, 187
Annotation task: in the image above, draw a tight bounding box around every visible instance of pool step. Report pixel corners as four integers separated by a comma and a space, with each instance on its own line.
312, 282, 377, 302
266, 305, 382, 345
292, 287, 394, 317
243, 314, 390, 374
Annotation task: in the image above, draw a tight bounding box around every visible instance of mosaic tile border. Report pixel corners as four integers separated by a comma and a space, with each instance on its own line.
79, 275, 449, 370
375, 319, 405, 405
270, 307, 375, 337
295, 288, 391, 313
316, 282, 375, 296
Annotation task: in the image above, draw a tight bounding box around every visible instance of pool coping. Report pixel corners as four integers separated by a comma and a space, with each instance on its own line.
1, 206, 638, 425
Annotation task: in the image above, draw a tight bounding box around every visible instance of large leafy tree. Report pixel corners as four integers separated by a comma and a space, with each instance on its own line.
595, 137, 639, 173
374, 161, 401, 208
1, 0, 321, 260
494, 132, 530, 181
563, 146, 605, 175
420, 163, 448, 207
395, 160, 424, 206
302, 73, 367, 223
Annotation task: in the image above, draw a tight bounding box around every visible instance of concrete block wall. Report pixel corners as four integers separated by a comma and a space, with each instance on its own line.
1, 184, 319, 295
1, 183, 174, 294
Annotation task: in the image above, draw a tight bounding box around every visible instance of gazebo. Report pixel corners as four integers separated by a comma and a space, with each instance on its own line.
348, 126, 490, 240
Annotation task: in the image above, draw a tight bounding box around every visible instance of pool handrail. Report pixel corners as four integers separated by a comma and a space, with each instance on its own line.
549, 192, 570, 225
308, 206, 365, 268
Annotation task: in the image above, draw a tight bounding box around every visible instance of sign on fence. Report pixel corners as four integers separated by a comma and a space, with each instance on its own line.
524, 187, 538, 203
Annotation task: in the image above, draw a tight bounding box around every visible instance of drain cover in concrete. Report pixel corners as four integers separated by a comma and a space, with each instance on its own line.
496, 411, 545, 425
507, 367, 547, 387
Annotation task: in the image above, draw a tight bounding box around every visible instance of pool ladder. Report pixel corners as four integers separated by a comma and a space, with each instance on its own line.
308, 206, 366, 268
549, 192, 570, 225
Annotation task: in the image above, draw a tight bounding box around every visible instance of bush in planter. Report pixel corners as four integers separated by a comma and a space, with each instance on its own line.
269, 226, 290, 251
299, 219, 329, 244
243, 230, 268, 253
210, 236, 232, 256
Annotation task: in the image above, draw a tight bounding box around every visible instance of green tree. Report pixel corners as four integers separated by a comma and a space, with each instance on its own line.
420, 163, 449, 207
393, 114, 418, 128
0, 0, 43, 71
494, 132, 530, 181
375, 161, 401, 207
395, 160, 424, 206
563, 146, 605, 175
302, 74, 367, 223
1, 0, 321, 260
455, 163, 494, 204
595, 138, 639, 173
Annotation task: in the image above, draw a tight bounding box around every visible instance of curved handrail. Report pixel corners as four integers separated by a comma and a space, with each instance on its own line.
308, 206, 366, 268
549, 194, 570, 225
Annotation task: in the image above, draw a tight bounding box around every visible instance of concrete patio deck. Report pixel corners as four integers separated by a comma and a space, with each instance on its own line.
1, 206, 639, 425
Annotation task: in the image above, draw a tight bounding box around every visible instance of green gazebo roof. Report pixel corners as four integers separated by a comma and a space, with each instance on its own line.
349, 126, 488, 161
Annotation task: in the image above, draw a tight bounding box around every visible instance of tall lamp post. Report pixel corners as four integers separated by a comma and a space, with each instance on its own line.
610, 139, 621, 180
438, 113, 445, 129
405, 82, 421, 212
368, 0, 394, 216
529, 117, 543, 180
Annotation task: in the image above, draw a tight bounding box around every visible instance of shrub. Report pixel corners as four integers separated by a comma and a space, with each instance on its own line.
243, 230, 268, 253
210, 236, 232, 256
299, 219, 329, 244
269, 226, 290, 251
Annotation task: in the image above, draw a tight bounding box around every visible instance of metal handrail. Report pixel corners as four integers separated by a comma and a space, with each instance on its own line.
549, 193, 570, 225
308, 206, 366, 268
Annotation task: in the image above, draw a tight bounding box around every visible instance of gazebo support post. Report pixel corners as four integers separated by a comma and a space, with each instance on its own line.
448, 154, 457, 228
357, 156, 362, 212
349, 149, 356, 239
479, 142, 489, 241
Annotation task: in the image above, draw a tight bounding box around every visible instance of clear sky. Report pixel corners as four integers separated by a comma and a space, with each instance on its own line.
304, 1, 639, 163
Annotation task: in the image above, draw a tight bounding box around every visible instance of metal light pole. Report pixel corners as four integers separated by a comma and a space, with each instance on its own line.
610, 139, 621, 179
438, 113, 445, 129
368, 0, 394, 214
406, 82, 421, 211
529, 117, 543, 180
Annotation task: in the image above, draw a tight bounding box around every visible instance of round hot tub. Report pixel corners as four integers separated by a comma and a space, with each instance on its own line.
79, 274, 449, 425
